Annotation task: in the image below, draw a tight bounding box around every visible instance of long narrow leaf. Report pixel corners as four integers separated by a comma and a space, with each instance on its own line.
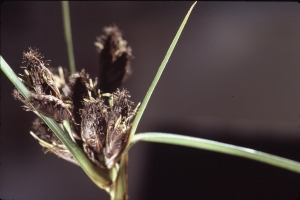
128, 2, 197, 142
130, 132, 300, 174
0, 56, 114, 189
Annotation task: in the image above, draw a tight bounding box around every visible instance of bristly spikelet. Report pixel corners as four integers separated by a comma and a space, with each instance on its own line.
80, 98, 107, 167
80, 98, 107, 154
21, 47, 61, 98
13, 48, 77, 163
13, 89, 72, 122
95, 26, 133, 93
68, 69, 98, 126
28, 92, 72, 122
79, 88, 139, 169
104, 88, 139, 169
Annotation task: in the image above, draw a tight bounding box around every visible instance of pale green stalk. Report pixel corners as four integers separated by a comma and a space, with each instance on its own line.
0, 56, 115, 189
130, 132, 300, 174
62, 1, 76, 73
112, 153, 128, 200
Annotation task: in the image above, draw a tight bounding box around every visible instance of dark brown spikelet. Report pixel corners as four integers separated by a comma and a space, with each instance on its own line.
104, 88, 138, 169
95, 26, 133, 93
80, 98, 107, 167
31, 118, 79, 166
80, 98, 107, 154
69, 69, 96, 125
28, 92, 72, 121
22, 47, 60, 98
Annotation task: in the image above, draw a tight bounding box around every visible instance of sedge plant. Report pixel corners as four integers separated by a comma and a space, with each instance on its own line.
1, 2, 300, 199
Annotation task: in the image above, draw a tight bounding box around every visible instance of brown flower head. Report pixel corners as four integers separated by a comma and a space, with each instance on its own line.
13, 25, 139, 170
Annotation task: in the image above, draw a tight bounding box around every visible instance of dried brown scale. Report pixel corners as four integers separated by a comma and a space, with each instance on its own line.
82, 144, 104, 168
112, 89, 133, 117
32, 118, 62, 145
31, 118, 79, 166
22, 49, 43, 84
22, 47, 61, 98
104, 88, 137, 169
50, 67, 71, 98
40, 67, 61, 98
80, 99, 107, 154
68, 70, 97, 126
28, 92, 72, 122
68, 69, 96, 93
79, 98, 109, 168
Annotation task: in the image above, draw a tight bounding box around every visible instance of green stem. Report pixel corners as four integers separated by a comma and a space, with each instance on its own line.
130, 132, 300, 174
112, 153, 128, 200
62, 1, 76, 73
1, 56, 114, 189
128, 2, 197, 143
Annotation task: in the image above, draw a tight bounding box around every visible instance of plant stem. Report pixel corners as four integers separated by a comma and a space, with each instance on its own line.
130, 132, 300, 174
112, 153, 129, 200
128, 2, 197, 143
62, 1, 76, 73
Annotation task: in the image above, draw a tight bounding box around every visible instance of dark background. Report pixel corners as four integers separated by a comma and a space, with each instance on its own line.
1, 2, 300, 199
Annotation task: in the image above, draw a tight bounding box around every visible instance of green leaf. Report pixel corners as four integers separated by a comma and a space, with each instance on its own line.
130, 132, 300, 174
128, 2, 197, 144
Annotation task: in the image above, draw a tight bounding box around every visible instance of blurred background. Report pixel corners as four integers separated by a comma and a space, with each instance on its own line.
1, 2, 300, 199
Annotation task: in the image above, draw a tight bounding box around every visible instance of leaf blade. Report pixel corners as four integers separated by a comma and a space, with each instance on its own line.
128, 2, 197, 143
130, 132, 300, 174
